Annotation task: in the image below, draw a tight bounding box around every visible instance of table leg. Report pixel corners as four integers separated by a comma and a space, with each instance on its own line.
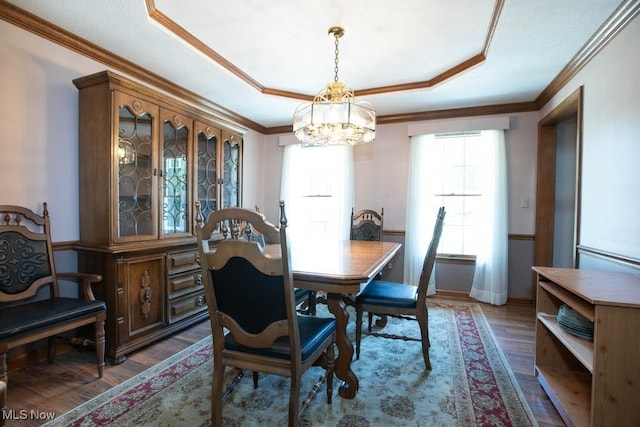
326, 292, 358, 399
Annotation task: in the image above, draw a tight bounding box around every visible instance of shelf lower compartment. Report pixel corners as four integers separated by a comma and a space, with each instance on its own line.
536, 366, 591, 427
537, 313, 593, 372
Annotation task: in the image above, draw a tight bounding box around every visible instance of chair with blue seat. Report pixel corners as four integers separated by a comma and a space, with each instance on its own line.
354, 206, 445, 370
253, 205, 315, 315
0, 203, 106, 419
350, 208, 384, 242
349, 207, 386, 323
196, 201, 335, 427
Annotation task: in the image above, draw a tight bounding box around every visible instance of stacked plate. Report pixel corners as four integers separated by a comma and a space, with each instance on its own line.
557, 304, 594, 342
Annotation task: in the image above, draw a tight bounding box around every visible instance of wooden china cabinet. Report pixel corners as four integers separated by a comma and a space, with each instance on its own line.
73, 70, 242, 363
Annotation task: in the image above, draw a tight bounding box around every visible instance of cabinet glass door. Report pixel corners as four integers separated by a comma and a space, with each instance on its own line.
117, 101, 156, 239
222, 133, 242, 209
196, 123, 221, 222
161, 112, 190, 237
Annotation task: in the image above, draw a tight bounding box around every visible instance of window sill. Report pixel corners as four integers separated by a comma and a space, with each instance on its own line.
436, 254, 476, 265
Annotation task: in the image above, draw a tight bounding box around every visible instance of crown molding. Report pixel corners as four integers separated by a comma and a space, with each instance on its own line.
536, 0, 640, 108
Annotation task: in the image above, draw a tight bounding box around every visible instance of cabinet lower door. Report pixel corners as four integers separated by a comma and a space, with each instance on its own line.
121, 254, 166, 338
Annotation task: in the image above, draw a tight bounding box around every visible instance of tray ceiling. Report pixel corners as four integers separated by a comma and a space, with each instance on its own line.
4, 0, 626, 129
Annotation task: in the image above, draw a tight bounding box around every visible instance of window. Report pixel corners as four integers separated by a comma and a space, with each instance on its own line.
432, 131, 485, 256
280, 144, 353, 243
404, 129, 508, 304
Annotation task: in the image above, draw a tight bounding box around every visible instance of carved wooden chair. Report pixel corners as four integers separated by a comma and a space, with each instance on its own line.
350, 208, 384, 242
196, 201, 335, 427
355, 206, 445, 370
346, 208, 386, 322
253, 205, 315, 315
0, 204, 106, 416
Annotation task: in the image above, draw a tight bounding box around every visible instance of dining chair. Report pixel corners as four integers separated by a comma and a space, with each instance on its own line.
196, 201, 336, 427
0, 204, 106, 416
354, 206, 445, 370
348, 207, 386, 324
253, 205, 315, 315
350, 208, 384, 242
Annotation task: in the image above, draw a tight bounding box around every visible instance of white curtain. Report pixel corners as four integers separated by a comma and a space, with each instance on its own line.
404, 130, 508, 304
469, 130, 508, 305
280, 144, 354, 244
404, 134, 441, 294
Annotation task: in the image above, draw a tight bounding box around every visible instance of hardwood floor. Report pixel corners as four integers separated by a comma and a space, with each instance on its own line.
479, 300, 565, 427
2, 298, 565, 426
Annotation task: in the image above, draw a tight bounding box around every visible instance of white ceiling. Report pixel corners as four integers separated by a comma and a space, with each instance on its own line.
6, 0, 624, 128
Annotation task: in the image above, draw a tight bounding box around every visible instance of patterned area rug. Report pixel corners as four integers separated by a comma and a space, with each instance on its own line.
44, 300, 537, 426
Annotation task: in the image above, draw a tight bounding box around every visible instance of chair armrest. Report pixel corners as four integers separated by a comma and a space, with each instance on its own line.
56, 272, 103, 301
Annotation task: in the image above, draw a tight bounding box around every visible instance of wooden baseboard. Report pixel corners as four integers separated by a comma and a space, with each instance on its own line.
434, 289, 533, 305
434, 290, 471, 300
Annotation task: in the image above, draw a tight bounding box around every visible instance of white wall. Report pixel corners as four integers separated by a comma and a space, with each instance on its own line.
238, 129, 266, 212
1, 20, 96, 240
541, 15, 640, 263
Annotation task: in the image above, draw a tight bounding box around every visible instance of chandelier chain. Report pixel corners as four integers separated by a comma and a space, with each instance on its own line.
333, 33, 340, 83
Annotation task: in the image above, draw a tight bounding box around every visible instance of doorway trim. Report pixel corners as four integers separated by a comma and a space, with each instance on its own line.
534, 86, 584, 267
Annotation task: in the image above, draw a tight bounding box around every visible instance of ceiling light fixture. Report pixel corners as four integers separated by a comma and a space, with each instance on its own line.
293, 26, 376, 146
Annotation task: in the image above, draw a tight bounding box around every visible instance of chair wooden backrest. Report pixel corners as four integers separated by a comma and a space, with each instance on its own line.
0, 204, 59, 302
196, 202, 300, 357
415, 206, 446, 307
350, 208, 384, 241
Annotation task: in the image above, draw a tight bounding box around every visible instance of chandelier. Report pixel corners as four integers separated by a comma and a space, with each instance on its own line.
293, 26, 376, 146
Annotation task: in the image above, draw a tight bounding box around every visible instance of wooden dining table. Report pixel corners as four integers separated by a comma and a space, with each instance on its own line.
288, 239, 401, 399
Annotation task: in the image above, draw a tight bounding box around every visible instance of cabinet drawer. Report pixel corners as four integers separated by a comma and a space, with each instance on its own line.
168, 270, 203, 299
168, 291, 207, 324
167, 249, 200, 275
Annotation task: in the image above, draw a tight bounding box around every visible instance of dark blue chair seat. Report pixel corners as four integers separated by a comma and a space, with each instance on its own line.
226, 315, 335, 362
0, 298, 106, 341
355, 280, 418, 309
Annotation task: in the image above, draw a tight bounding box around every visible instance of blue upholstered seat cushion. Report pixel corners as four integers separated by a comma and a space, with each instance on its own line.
355, 280, 418, 308
225, 315, 335, 363
0, 297, 106, 340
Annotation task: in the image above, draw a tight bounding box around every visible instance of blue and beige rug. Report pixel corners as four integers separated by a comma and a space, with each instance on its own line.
44, 300, 537, 426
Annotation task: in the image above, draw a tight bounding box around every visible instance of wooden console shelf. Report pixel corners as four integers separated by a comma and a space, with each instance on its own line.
533, 266, 640, 427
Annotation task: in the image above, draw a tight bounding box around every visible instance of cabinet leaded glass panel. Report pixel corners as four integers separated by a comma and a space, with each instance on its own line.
162, 120, 189, 235
197, 127, 218, 221
118, 106, 153, 238
222, 136, 240, 209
